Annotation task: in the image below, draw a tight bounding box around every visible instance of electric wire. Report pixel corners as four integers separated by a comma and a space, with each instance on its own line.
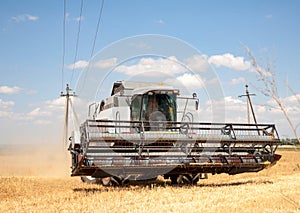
70, 0, 84, 87
78, 0, 105, 92
61, 0, 67, 91
90, 0, 105, 58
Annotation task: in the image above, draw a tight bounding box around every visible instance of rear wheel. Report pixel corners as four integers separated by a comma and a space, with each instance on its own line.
169, 174, 200, 185
169, 175, 178, 185
189, 173, 201, 184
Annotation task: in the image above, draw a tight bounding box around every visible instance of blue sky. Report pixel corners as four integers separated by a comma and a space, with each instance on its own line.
0, 0, 299, 144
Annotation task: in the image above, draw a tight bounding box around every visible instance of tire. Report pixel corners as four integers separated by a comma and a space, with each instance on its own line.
81, 176, 101, 184
101, 177, 112, 186
189, 173, 200, 184
169, 175, 178, 185
169, 174, 200, 185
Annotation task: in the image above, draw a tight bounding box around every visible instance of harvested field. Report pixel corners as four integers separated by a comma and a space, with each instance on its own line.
0, 147, 299, 212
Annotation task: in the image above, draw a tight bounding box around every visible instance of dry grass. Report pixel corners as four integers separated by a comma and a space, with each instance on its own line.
0, 147, 299, 212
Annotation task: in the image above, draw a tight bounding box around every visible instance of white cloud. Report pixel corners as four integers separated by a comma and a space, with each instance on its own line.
225, 96, 244, 105
169, 73, 206, 90
115, 56, 185, 76
0, 99, 14, 109
0, 111, 13, 118
0, 86, 22, 94
184, 54, 210, 72
0, 99, 14, 118
284, 94, 300, 104
265, 94, 300, 115
27, 107, 51, 117
229, 77, 245, 85
45, 97, 66, 111
94, 57, 118, 68
0, 97, 66, 124
12, 14, 39, 22
67, 58, 118, 70
208, 53, 251, 71
27, 14, 39, 21
66, 60, 88, 69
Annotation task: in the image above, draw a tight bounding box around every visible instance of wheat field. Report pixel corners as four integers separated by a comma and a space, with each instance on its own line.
0, 145, 299, 212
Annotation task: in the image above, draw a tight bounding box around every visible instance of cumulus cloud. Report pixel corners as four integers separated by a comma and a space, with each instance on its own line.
45, 97, 66, 112
27, 107, 51, 117
0, 96, 66, 124
208, 53, 251, 71
284, 94, 300, 105
66, 60, 88, 69
0, 86, 22, 94
224, 96, 244, 105
184, 54, 210, 72
0, 99, 14, 118
265, 94, 300, 115
0, 99, 14, 110
167, 73, 206, 90
0, 111, 13, 118
12, 14, 39, 22
94, 57, 118, 68
229, 77, 246, 85
115, 56, 185, 76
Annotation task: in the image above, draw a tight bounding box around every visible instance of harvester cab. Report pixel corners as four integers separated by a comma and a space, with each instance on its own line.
68, 81, 281, 186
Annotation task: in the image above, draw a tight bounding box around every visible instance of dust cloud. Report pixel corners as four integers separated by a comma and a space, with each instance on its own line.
0, 143, 71, 177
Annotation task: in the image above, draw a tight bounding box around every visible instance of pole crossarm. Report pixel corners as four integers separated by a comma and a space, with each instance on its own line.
60, 84, 77, 98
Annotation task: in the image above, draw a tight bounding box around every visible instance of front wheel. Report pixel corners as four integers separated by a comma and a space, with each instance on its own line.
81, 176, 101, 184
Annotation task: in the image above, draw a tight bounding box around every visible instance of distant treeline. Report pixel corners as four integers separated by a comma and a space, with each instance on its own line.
281, 138, 300, 145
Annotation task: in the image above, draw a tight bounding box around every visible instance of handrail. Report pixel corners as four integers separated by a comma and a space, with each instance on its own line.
83, 119, 280, 141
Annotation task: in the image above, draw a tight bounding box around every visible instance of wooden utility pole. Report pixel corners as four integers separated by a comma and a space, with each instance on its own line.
61, 84, 76, 145
239, 85, 260, 135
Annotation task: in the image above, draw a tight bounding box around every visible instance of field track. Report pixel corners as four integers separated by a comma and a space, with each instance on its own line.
0, 147, 299, 212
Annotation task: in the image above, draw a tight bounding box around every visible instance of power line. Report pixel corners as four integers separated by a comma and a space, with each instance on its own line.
61, 0, 67, 92
70, 0, 84, 86
62, 0, 105, 92
90, 0, 105, 58
78, 0, 105, 92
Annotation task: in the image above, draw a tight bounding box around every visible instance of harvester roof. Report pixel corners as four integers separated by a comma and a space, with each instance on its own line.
111, 80, 177, 96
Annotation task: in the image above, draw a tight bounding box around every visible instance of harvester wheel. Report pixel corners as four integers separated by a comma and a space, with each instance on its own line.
81, 176, 101, 184
188, 173, 200, 185
179, 175, 191, 185
170, 175, 192, 185
101, 176, 126, 186
101, 177, 112, 186
110, 176, 123, 186
169, 175, 178, 185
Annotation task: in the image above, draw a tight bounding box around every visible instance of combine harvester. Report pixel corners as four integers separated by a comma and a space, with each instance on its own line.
66, 81, 281, 185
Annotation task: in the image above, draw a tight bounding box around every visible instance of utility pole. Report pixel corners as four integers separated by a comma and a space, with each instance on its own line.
61, 84, 76, 145
239, 85, 260, 135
